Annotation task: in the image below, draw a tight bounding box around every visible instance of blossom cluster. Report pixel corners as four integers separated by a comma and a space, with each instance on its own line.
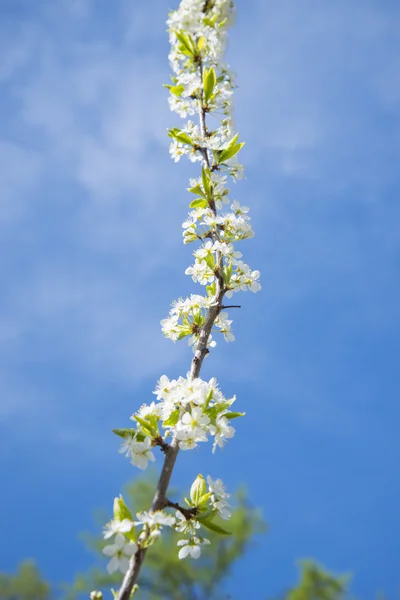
161, 294, 235, 350
167, 0, 234, 124
161, 0, 261, 353
102, 476, 232, 573
117, 374, 239, 462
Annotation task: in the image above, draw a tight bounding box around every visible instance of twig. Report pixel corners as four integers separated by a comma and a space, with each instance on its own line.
165, 499, 199, 520
220, 305, 241, 309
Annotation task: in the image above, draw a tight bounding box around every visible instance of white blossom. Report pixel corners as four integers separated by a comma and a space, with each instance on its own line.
134, 510, 176, 529
127, 437, 156, 470
207, 476, 231, 520
103, 518, 134, 540
174, 512, 201, 535
102, 533, 137, 574
177, 536, 210, 560
215, 311, 235, 342
210, 415, 236, 453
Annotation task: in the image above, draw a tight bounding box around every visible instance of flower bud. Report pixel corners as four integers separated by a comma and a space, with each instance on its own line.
113, 495, 133, 522
190, 474, 207, 506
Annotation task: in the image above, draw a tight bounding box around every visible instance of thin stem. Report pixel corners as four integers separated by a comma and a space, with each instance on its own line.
221, 305, 241, 309
165, 499, 199, 520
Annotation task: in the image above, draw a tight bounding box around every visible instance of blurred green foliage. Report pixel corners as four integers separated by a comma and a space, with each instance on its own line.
0, 562, 49, 600
272, 560, 352, 600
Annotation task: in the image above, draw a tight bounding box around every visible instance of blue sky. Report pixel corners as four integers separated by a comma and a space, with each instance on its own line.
1, 0, 399, 598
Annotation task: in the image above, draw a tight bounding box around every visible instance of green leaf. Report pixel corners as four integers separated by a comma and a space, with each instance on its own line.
227, 132, 239, 146
113, 495, 133, 522
224, 411, 246, 419
175, 133, 193, 145
177, 329, 190, 340
204, 14, 218, 27
206, 282, 216, 297
133, 415, 155, 435
163, 84, 185, 97
198, 492, 212, 506
170, 85, 185, 97
201, 167, 211, 197
203, 67, 216, 103
189, 198, 208, 209
197, 36, 205, 51
198, 517, 232, 535
188, 184, 205, 197
206, 400, 234, 420
197, 506, 214, 519
130, 585, 139, 597
174, 31, 194, 56
205, 254, 215, 269
162, 409, 180, 427
112, 428, 136, 439
223, 263, 232, 285
126, 529, 137, 544
168, 128, 193, 145
203, 387, 214, 410
219, 136, 245, 163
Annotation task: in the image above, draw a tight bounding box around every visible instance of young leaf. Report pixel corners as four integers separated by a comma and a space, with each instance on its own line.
162, 409, 180, 427
163, 84, 185, 97
206, 282, 216, 297
126, 529, 137, 544
113, 495, 133, 522
168, 128, 193, 145
112, 428, 136, 439
177, 329, 190, 340
198, 492, 212, 506
224, 411, 246, 419
205, 254, 215, 269
197, 36, 205, 51
174, 31, 194, 56
219, 141, 245, 163
175, 132, 194, 145
201, 166, 211, 197
170, 85, 185, 97
198, 517, 232, 535
203, 67, 216, 103
218, 133, 245, 163
133, 415, 155, 435
189, 198, 208, 209
188, 184, 205, 197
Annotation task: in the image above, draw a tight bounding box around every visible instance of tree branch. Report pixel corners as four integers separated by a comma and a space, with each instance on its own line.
117, 22, 228, 600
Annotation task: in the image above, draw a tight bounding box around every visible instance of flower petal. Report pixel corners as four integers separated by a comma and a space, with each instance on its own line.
106, 556, 120, 574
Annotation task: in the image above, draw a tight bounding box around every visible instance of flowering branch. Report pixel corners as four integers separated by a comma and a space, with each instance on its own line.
94, 2, 261, 599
